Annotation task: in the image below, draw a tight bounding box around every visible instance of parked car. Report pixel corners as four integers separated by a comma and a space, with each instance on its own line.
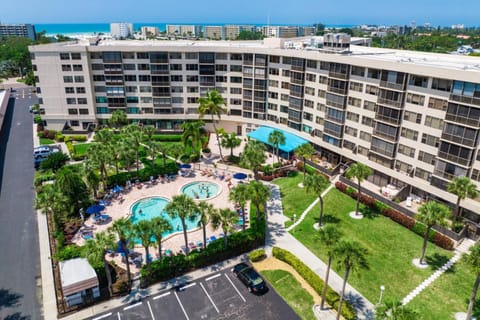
33, 146, 53, 159
232, 263, 268, 294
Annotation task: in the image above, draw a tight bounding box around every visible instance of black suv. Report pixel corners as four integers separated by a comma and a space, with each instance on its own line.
232, 263, 268, 294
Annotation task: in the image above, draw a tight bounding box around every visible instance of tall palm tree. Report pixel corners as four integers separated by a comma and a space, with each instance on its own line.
181, 121, 205, 155
55, 167, 89, 216
318, 225, 343, 310
375, 300, 419, 320
221, 132, 242, 159
143, 125, 156, 142
447, 176, 479, 225
94, 128, 113, 144
268, 130, 286, 162
345, 162, 373, 216
334, 240, 369, 320
108, 139, 122, 175
108, 109, 128, 128
165, 194, 198, 255
168, 143, 184, 164
466, 243, 480, 320
295, 143, 315, 184
109, 218, 133, 292
83, 159, 100, 199
194, 201, 215, 248
416, 201, 451, 264
197, 90, 227, 161
229, 184, 250, 230
248, 181, 271, 222
88, 143, 111, 189
35, 184, 69, 227
211, 208, 238, 248
122, 124, 144, 174
157, 143, 170, 167
133, 220, 155, 265
146, 141, 161, 168
151, 217, 172, 261
119, 140, 135, 173
304, 174, 330, 227
240, 140, 266, 180
83, 232, 116, 296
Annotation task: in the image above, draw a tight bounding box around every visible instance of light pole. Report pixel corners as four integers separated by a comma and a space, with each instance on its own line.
378, 285, 385, 305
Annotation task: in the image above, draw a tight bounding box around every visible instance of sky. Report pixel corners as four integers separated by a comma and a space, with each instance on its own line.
1, 0, 479, 27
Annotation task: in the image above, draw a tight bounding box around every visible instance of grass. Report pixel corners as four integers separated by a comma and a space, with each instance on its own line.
261, 270, 316, 320
73, 143, 91, 157
39, 138, 55, 145
290, 187, 454, 305
408, 258, 479, 320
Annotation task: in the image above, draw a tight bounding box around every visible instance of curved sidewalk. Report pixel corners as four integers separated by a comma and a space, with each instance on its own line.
265, 183, 374, 318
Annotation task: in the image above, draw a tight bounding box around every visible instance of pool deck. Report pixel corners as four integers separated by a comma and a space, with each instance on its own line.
72, 170, 245, 277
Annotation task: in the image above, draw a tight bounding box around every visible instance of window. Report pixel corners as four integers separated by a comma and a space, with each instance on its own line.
68, 108, 78, 115
186, 75, 198, 82
170, 75, 183, 82
138, 64, 150, 71
404, 111, 422, 123
73, 64, 82, 71
431, 78, 452, 92
304, 99, 314, 108
305, 87, 315, 96
367, 68, 380, 79
400, 128, 418, 141
351, 66, 365, 77
348, 97, 361, 107
371, 137, 395, 157
60, 53, 70, 60
171, 86, 183, 93
140, 97, 152, 103
421, 133, 439, 147
187, 97, 198, 104
76, 87, 86, 94
424, 116, 443, 129
74, 76, 84, 83
318, 90, 326, 98
346, 112, 360, 122
187, 87, 198, 93
65, 87, 75, 94
363, 101, 376, 111
415, 168, 431, 181
318, 76, 328, 84
170, 64, 182, 71
71, 53, 81, 60
418, 151, 436, 165
305, 73, 316, 82
66, 98, 76, 104
345, 126, 358, 137
409, 74, 428, 88
398, 144, 415, 158
349, 81, 363, 92
406, 93, 425, 106
124, 75, 137, 82
96, 96, 107, 103
169, 52, 181, 59
428, 97, 448, 111
365, 85, 378, 95
137, 52, 150, 59
93, 75, 105, 82
215, 64, 227, 71
230, 76, 242, 83
77, 98, 87, 104
359, 131, 371, 142
361, 116, 374, 127
61, 64, 71, 71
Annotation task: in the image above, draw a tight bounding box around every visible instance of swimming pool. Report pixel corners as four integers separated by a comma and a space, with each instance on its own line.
181, 181, 220, 200
130, 197, 199, 237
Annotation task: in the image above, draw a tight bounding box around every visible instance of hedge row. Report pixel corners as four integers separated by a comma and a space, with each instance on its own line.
150, 134, 182, 142
106, 162, 179, 187
272, 247, 356, 320
335, 181, 454, 250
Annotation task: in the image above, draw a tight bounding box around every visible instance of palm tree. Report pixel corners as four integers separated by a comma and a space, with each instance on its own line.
181, 121, 205, 155
221, 132, 242, 159
375, 300, 419, 319
194, 201, 215, 248
55, 167, 89, 216
304, 174, 330, 227
122, 124, 144, 174
211, 208, 238, 248
268, 130, 286, 162
197, 90, 227, 161
88, 143, 111, 189
466, 243, 480, 320
318, 225, 343, 310
83, 160, 100, 198
146, 141, 161, 168
83, 232, 116, 296
94, 128, 113, 144
240, 140, 266, 180
295, 143, 315, 184
168, 143, 184, 164
157, 143, 170, 167
143, 125, 156, 142
151, 217, 172, 261
165, 194, 198, 255
416, 201, 451, 265
133, 220, 155, 265
345, 162, 373, 216
109, 218, 133, 292
447, 176, 479, 225
108, 109, 128, 128
119, 140, 135, 173
229, 184, 250, 230
334, 240, 369, 320
249, 181, 271, 222
108, 139, 122, 175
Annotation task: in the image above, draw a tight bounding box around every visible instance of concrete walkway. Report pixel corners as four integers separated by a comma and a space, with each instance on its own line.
265, 184, 374, 318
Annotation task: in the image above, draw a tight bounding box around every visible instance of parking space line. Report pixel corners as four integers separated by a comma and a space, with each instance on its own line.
153, 291, 171, 300
147, 301, 156, 320
174, 291, 190, 320
179, 282, 196, 290
205, 273, 222, 281
224, 273, 246, 302
199, 282, 220, 313
117, 312, 121, 320
92, 313, 112, 320
123, 301, 143, 311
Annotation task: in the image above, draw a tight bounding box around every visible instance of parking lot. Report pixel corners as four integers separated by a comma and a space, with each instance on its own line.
86, 267, 300, 320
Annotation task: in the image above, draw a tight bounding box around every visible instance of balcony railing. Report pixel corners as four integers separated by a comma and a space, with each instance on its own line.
440, 132, 476, 148
445, 113, 480, 127
450, 94, 480, 107
327, 86, 348, 95
328, 71, 349, 80
377, 97, 403, 108
372, 130, 397, 142
433, 169, 456, 181
379, 80, 405, 91
437, 151, 471, 167
369, 145, 395, 158
375, 114, 401, 126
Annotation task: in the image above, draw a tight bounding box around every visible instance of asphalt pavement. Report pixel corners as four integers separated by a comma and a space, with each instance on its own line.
0, 87, 42, 319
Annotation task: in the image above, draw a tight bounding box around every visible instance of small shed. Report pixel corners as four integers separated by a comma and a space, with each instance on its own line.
59, 258, 100, 306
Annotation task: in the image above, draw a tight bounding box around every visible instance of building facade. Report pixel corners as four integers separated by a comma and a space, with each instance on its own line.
29, 38, 480, 217
166, 25, 201, 37
110, 23, 133, 38
141, 26, 159, 38
203, 26, 223, 40
0, 23, 36, 40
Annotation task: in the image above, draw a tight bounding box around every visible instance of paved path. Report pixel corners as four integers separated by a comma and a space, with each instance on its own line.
265, 183, 375, 318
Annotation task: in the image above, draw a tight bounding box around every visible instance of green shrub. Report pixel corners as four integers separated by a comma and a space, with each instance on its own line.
34, 115, 42, 124
55, 244, 84, 261
151, 134, 182, 142
345, 187, 356, 197
55, 132, 65, 142
272, 247, 356, 320
64, 136, 73, 143
34, 173, 56, 187
202, 147, 211, 153
249, 249, 267, 262
40, 152, 70, 172
65, 141, 75, 156
67, 135, 87, 142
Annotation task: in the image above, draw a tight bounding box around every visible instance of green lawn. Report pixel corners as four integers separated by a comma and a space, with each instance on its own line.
408, 258, 478, 320
290, 188, 454, 305
261, 270, 316, 320
73, 143, 91, 157
39, 138, 55, 145
273, 173, 319, 222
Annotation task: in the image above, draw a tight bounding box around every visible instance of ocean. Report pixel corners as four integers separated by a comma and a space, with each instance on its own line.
34, 23, 355, 36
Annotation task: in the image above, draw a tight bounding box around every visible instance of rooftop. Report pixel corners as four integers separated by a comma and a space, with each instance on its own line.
59, 258, 98, 294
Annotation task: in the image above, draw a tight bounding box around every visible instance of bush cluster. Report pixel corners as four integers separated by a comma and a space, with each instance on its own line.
249, 249, 267, 262
272, 247, 356, 320
106, 162, 179, 187
64, 135, 87, 143
38, 129, 58, 140
34, 172, 56, 187
150, 134, 182, 142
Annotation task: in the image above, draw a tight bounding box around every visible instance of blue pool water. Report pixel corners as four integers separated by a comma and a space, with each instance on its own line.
181, 181, 220, 200
130, 197, 199, 237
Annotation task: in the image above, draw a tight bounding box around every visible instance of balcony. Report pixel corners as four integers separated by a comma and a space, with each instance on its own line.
369, 145, 395, 158
327, 86, 348, 95
291, 64, 305, 72
377, 97, 403, 109
450, 94, 480, 107
372, 129, 397, 142
437, 151, 471, 167
445, 113, 480, 127
433, 169, 456, 181
288, 114, 302, 123
441, 132, 476, 147
328, 71, 349, 80
379, 80, 405, 91
323, 127, 343, 138
374, 114, 401, 126
290, 77, 304, 85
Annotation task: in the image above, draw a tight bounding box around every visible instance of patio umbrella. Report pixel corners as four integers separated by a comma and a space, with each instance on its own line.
99, 200, 109, 206
112, 185, 123, 193
86, 204, 105, 214
180, 164, 192, 170
233, 172, 247, 180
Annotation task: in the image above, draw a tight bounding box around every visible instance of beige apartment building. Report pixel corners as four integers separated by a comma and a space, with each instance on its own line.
203, 26, 223, 39
29, 37, 480, 221
140, 26, 159, 38
166, 25, 201, 37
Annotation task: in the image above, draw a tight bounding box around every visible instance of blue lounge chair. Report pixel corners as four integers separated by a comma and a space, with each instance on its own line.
210, 235, 217, 242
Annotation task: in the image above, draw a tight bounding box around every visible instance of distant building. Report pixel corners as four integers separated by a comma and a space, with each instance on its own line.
141, 26, 159, 38
0, 23, 36, 40
323, 33, 351, 51
110, 22, 133, 38
452, 24, 465, 30
278, 26, 299, 38
166, 25, 201, 37
204, 26, 223, 39
299, 26, 316, 36
224, 25, 240, 40
457, 45, 473, 55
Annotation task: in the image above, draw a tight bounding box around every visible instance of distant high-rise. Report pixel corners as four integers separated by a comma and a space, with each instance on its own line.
0, 23, 36, 40
141, 26, 159, 38
166, 25, 201, 37
110, 22, 133, 38
204, 26, 223, 40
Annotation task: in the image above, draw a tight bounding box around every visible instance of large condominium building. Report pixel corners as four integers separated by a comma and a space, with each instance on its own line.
166, 25, 201, 37
29, 37, 480, 222
224, 25, 257, 40
261, 26, 300, 38
0, 23, 36, 40
110, 23, 133, 39
203, 26, 223, 40
141, 26, 159, 38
